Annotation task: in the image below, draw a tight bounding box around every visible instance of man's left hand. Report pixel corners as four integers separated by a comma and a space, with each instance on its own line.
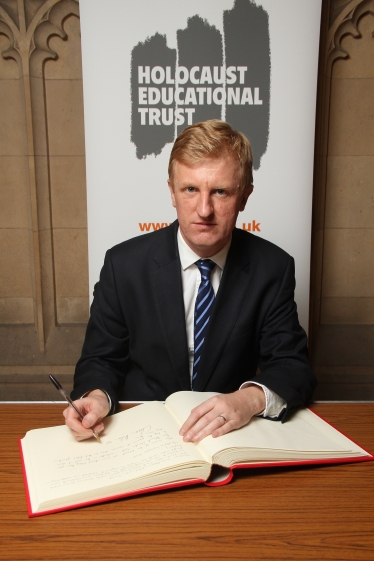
179, 386, 266, 442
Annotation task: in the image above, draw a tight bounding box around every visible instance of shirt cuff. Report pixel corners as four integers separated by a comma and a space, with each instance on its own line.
239, 381, 287, 419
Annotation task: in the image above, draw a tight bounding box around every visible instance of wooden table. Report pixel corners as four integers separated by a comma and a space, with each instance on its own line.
1, 403, 373, 560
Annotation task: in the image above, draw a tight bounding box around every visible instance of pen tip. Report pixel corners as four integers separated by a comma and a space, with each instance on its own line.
93, 431, 101, 442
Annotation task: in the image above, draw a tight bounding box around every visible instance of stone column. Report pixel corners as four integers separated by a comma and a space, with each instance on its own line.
0, 0, 88, 398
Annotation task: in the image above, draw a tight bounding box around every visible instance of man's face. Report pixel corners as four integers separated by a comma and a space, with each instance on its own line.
168, 156, 252, 257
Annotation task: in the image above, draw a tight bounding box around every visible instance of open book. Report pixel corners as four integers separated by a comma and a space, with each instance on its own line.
20, 391, 373, 516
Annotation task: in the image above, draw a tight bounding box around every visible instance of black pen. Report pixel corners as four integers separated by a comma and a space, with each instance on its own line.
49, 375, 101, 442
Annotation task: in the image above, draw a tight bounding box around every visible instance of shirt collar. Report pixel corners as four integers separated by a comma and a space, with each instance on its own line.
177, 227, 231, 271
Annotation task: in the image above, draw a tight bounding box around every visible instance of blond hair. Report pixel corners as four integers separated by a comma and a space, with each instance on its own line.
168, 120, 253, 190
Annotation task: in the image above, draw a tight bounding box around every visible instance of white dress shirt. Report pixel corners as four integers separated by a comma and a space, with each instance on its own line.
177, 228, 286, 419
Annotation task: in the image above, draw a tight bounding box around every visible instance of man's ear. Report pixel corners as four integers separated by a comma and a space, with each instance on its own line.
168, 178, 176, 208
239, 184, 253, 212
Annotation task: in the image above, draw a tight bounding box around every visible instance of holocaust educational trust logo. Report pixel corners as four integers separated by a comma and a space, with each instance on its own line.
131, 0, 270, 170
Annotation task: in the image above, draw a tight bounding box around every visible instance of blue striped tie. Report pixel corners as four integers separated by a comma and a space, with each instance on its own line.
192, 259, 216, 389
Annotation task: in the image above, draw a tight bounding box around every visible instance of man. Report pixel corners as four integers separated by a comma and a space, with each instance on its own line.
64, 120, 316, 443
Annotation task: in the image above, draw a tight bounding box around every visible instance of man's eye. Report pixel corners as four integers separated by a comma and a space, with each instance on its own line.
186, 187, 195, 192
216, 189, 227, 195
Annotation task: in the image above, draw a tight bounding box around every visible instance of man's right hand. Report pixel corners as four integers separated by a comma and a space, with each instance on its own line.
63, 389, 110, 441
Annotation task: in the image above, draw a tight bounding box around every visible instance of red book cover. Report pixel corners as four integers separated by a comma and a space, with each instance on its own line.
19, 405, 373, 517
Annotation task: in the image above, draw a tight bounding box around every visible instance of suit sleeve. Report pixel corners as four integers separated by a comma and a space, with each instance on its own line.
252, 256, 317, 420
71, 250, 129, 412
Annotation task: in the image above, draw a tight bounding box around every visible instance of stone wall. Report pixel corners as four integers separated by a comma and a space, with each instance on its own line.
0, 0, 87, 398
0, 0, 373, 400
310, 0, 374, 398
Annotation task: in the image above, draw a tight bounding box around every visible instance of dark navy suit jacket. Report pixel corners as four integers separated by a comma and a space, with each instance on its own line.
72, 221, 316, 419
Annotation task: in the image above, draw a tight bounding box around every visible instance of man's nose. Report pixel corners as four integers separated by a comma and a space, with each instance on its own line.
197, 193, 214, 217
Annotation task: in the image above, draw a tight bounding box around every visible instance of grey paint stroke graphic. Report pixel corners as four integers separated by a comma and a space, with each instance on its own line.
131, 0, 270, 169
224, 0, 270, 169
176, 15, 223, 137
131, 33, 176, 159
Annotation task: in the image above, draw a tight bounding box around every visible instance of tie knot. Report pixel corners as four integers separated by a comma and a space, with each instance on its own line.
195, 259, 216, 281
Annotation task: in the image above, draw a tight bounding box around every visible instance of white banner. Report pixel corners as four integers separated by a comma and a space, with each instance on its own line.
79, 0, 322, 331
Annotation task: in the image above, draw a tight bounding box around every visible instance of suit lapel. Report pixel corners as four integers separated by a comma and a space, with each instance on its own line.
193, 231, 252, 391
150, 223, 191, 391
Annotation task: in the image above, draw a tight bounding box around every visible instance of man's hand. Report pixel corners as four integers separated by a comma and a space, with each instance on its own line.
63, 389, 110, 441
179, 386, 266, 443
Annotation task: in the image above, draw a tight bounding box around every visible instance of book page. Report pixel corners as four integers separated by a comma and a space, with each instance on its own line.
165, 391, 221, 463
165, 391, 370, 464
292, 408, 370, 456
23, 401, 209, 510
165, 391, 219, 429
